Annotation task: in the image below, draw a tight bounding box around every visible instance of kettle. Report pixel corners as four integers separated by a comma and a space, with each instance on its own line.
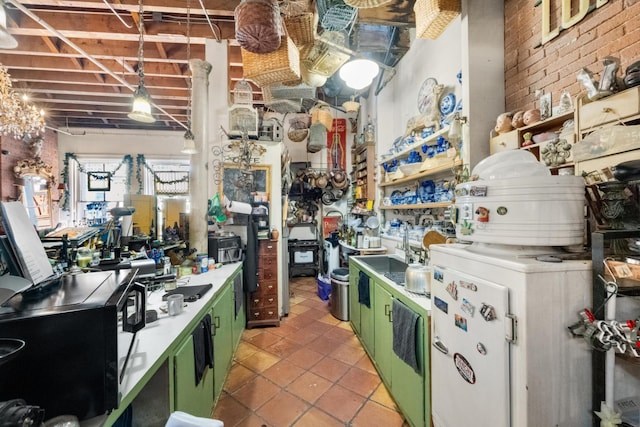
404, 263, 431, 295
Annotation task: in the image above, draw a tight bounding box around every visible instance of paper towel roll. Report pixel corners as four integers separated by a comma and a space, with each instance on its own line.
227, 201, 252, 215
121, 215, 133, 237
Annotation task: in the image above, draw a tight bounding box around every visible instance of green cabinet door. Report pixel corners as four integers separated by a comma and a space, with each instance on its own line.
391, 314, 426, 427
231, 270, 246, 349
174, 334, 214, 417
212, 284, 234, 400
360, 273, 375, 356
373, 283, 393, 384
349, 263, 361, 335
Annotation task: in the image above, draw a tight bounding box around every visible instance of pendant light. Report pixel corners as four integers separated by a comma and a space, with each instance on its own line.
128, 0, 155, 123
180, 0, 197, 154
339, 58, 380, 90
0, 2, 18, 49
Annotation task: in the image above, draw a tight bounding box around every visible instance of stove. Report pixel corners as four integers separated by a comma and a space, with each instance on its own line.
287, 224, 320, 277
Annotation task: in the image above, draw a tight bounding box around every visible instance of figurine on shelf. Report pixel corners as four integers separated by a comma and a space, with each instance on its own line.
511, 111, 525, 128
494, 112, 514, 134
522, 132, 534, 147
523, 109, 541, 126
365, 116, 375, 143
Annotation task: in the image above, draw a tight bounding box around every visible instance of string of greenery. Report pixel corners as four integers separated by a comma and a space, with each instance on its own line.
61, 153, 133, 210
136, 154, 190, 195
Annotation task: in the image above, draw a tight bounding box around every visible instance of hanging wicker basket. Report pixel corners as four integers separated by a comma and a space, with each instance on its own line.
311, 103, 334, 130
279, 0, 313, 17
262, 83, 317, 101
302, 31, 350, 78
414, 0, 461, 40
265, 98, 302, 113
235, 0, 283, 54
343, 0, 392, 8
284, 12, 317, 48
242, 33, 301, 88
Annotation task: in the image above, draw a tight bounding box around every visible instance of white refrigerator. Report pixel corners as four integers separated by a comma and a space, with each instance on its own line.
430, 243, 593, 427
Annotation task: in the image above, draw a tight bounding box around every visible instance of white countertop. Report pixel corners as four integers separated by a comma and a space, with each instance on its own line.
116, 263, 242, 408
350, 255, 432, 313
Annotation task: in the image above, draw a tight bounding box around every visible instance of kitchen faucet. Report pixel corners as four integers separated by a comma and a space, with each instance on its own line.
403, 223, 410, 264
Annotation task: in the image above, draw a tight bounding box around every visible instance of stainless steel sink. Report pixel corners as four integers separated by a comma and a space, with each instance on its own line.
357, 255, 408, 285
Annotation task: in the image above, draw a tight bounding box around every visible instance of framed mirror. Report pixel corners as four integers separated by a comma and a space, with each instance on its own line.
220, 164, 270, 204
13, 158, 55, 230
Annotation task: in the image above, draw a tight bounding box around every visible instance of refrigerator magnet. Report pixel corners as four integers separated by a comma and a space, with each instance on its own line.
453, 353, 476, 384
480, 303, 497, 321
455, 314, 468, 331
461, 298, 475, 317
446, 281, 458, 300
459, 280, 477, 291
434, 296, 448, 314
477, 342, 487, 355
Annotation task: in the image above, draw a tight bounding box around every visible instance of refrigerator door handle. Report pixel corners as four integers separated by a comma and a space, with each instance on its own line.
433, 336, 449, 355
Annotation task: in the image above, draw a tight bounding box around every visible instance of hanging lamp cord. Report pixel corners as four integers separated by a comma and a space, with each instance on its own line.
136, 0, 145, 86
186, 0, 192, 133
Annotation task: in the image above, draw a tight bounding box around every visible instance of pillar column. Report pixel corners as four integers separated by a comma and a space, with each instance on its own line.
189, 58, 212, 254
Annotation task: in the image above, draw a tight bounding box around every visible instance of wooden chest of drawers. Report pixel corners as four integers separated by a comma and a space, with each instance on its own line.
247, 240, 280, 328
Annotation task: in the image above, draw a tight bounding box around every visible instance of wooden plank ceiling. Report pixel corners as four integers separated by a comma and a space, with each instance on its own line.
0, 0, 413, 132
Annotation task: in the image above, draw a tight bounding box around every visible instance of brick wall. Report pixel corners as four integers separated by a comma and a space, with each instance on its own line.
504, 0, 640, 113
0, 129, 59, 222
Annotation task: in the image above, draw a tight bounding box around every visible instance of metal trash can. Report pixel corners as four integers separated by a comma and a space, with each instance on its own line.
330, 268, 350, 321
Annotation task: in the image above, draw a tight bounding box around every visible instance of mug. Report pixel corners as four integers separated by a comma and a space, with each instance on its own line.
167, 294, 184, 316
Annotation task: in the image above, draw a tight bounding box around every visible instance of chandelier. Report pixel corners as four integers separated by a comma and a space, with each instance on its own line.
0, 64, 45, 138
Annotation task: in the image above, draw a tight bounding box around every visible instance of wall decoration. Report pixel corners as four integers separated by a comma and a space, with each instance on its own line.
220, 164, 270, 204
327, 118, 347, 170
88, 172, 111, 191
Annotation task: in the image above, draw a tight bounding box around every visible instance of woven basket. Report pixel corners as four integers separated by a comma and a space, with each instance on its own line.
302, 31, 350, 77
344, 0, 392, 8
279, 0, 313, 17
311, 103, 333, 130
235, 0, 283, 54
284, 12, 317, 47
265, 98, 302, 113
320, 4, 357, 32
242, 34, 301, 88
414, 0, 460, 40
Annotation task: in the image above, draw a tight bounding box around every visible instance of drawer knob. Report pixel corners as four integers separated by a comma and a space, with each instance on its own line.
254, 299, 259, 303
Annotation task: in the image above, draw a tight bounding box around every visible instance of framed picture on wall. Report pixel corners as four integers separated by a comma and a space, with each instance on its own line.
220, 164, 270, 204
87, 172, 111, 191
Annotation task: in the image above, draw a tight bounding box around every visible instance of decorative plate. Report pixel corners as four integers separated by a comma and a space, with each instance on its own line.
440, 93, 456, 116
390, 190, 404, 205
417, 77, 438, 114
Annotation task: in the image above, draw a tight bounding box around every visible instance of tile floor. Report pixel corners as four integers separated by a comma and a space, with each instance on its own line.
212, 276, 409, 427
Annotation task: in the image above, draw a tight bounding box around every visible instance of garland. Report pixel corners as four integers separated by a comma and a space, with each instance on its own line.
61, 153, 133, 210
136, 154, 190, 194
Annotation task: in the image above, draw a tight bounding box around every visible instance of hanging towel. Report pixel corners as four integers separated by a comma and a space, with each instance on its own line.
392, 299, 420, 374
193, 314, 214, 386
358, 271, 370, 308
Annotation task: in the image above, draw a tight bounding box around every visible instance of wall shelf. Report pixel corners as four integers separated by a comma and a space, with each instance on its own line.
378, 126, 450, 166
380, 202, 452, 210
380, 160, 462, 187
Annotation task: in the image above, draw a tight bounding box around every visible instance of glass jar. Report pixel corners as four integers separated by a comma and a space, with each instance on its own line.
76, 247, 92, 268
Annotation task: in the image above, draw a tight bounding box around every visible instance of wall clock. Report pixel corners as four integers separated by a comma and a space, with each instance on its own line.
417, 77, 438, 114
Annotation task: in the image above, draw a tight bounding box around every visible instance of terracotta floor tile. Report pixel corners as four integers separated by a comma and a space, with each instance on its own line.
234, 341, 260, 362
336, 320, 354, 331
268, 323, 299, 337
309, 356, 350, 382
370, 383, 399, 411
286, 370, 333, 404
224, 363, 258, 394
256, 390, 310, 427
285, 347, 324, 370
300, 319, 334, 336
293, 407, 344, 427
299, 298, 329, 311
264, 337, 300, 358
329, 343, 366, 366
324, 326, 355, 342
212, 392, 251, 427
231, 376, 280, 411
246, 331, 281, 350
242, 329, 263, 340
351, 400, 406, 427
240, 350, 281, 373
289, 304, 311, 315
318, 313, 342, 325
344, 333, 363, 348
285, 328, 320, 346
315, 384, 367, 423
287, 314, 317, 329
305, 335, 344, 356
261, 360, 305, 388
339, 366, 381, 398
233, 413, 273, 427
355, 353, 378, 375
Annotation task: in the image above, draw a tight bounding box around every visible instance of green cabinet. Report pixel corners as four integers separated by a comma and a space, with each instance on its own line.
231, 270, 246, 350
212, 283, 234, 400
174, 333, 214, 417
349, 259, 429, 427
349, 264, 375, 356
